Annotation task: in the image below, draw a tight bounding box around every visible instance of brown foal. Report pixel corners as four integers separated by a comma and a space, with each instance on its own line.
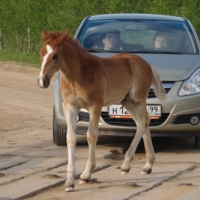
37, 30, 166, 192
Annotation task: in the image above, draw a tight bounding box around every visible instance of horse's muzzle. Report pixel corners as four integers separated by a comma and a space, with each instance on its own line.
37, 75, 50, 88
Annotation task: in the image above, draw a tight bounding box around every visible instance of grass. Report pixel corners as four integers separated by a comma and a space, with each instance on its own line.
0, 49, 40, 68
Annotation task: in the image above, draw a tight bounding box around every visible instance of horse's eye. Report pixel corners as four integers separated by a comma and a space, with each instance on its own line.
53, 54, 58, 60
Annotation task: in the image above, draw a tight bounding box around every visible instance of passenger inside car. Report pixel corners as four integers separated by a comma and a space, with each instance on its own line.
153, 32, 168, 49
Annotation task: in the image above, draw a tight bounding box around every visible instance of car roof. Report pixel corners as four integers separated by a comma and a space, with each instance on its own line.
87, 13, 186, 22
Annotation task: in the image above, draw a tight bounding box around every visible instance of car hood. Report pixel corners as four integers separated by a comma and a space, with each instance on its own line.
92, 53, 200, 81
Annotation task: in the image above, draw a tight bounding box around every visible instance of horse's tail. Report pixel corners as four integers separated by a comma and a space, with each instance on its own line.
150, 65, 166, 101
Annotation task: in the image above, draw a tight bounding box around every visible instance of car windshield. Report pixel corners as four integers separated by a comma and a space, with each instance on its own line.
76, 18, 198, 54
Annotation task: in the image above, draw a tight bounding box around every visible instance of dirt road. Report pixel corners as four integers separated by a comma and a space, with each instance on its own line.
1, 62, 200, 200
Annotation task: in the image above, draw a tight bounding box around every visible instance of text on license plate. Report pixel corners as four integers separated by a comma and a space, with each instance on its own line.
108, 105, 161, 119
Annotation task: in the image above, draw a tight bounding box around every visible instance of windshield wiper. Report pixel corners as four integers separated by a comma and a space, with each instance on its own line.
87, 49, 106, 53
88, 49, 183, 54
87, 49, 124, 53
154, 51, 182, 54
128, 50, 182, 54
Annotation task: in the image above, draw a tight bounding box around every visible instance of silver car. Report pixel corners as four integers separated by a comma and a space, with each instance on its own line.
53, 14, 200, 147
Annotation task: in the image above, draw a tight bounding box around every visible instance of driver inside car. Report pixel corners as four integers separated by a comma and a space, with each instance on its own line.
102, 29, 122, 50
92, 29, 123, 50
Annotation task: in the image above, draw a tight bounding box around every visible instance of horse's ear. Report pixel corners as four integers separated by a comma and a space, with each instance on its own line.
41, 30, 48, 42
56, 31, 69, 45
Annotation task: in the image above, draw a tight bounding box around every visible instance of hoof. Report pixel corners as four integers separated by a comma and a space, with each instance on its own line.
79, 179, 89, 184
141, 171, 148, 175
79, 180, 87, 184
121, 171, 128, 175
121, 168, 130, 175
65, 186, 74, 192
141, 168, 152, 175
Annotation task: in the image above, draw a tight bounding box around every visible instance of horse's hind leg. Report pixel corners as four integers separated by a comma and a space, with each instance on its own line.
141, 127, 155, 174
120, 98, 155, 174
79, 106, 101, 184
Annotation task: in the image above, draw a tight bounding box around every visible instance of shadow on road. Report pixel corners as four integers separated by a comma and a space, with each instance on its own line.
77, 134, 195, 154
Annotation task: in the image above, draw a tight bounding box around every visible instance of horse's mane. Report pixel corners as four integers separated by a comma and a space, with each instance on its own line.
45, 31, 87, 54
65, 34, 88, 55
45, 31, 64, 41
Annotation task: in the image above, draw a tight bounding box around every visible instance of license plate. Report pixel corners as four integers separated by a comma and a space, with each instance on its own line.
108, 104, 161, 119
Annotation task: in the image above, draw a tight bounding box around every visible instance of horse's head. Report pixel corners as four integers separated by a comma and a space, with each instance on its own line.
37, 30, 69, 88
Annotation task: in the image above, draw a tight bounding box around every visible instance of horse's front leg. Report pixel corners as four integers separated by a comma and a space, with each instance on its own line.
79, 106, 101, 184
63, 103, 79, 192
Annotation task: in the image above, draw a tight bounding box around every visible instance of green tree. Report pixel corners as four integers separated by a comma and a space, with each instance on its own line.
1, 0, 200, 54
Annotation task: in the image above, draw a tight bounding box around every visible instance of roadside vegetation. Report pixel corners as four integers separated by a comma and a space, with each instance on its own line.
0, 50, 40, 67
0, 0, 200, 66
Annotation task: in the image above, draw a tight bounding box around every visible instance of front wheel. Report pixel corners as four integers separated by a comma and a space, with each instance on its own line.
53, 106, 67, 146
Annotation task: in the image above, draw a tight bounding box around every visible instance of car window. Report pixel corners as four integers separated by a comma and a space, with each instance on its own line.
77, 19, 198, 54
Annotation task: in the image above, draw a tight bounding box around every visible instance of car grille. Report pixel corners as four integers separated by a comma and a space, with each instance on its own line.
101, 112, 169, 127
149, 81, 174, 98
79, 111, 169, 126
79, 112, 90, 122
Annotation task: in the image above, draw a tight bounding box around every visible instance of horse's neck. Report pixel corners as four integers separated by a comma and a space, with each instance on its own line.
60, 44, 87, 82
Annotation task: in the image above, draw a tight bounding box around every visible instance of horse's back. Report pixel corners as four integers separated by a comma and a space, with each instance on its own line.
101, 53, 153, 105
103, 53, 153, 87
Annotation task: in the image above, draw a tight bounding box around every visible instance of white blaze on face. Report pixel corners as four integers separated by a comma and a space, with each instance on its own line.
38, 45, 53, 87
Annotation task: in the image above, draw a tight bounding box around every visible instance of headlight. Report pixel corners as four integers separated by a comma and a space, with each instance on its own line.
178, 68, 200, 96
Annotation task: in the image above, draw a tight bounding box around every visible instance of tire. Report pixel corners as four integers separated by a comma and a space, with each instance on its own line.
53, 106, 67, 146
195, 137, 200, 149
